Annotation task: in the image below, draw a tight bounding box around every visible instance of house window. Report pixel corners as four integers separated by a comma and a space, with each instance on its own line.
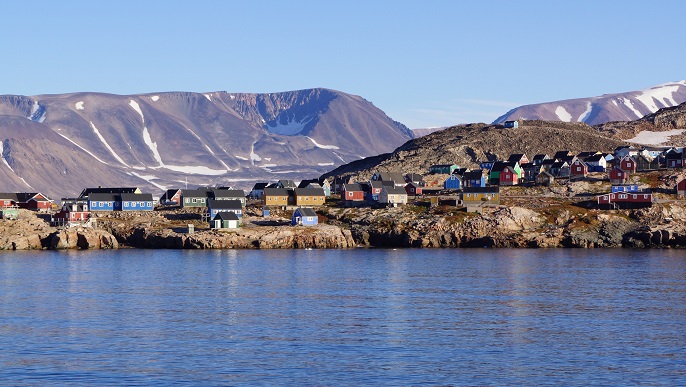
192, 198, 197, 203
99, 202, 103, 207
124, 202, 129, 207
185, 198, 190, 203
139, 202, 144, 207
619, 194, 627, 199
348, 192, 353, 197
644, 195, 649, 199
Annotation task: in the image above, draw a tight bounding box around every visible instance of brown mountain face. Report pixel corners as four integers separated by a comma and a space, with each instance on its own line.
322, 121, 629, 181
494, 81, 686, 126
0, 89, 412, 199
596, 102, 686, 145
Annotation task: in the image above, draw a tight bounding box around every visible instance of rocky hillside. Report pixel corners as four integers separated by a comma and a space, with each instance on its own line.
0, 89, 412, 199
494, 80, 686, 126
596, 102, 686, 145
323, 121, 629, 181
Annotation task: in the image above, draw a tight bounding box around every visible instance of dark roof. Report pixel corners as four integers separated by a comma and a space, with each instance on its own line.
384, 187, 408, 195
406, 173, 424, 181
490, 161, 517, 173
376, 172, 405, 183
278, 180, 297, 188
550, 161, 568, 169
585, 154, 604, 162
343, 183, 363, 192
215, 212, 240, 221
381, 181, 395, 188
463, 187, 500, 194
452, 168, 468, 176
296, 207, 318, 217
0, 193, 18, 201
553, 151, 571, 160
507, 154, 526, 162
298, 179, 320, 188
211, 189, 245, 199
370, 180, 384, 188
537, 171, 554, 178
294, 188, 325, 197
120, 193, 153, 202
208, 199, 242, 210
252, 182, 269, 190
88, 193, 118, 202
430, 164, 456, 168
666, 152, 684, 160
541, 159, 556, 165
263, 188, 290, 196
463, 170, 485, 180
532, 154, 549, 161
80, 187, 138, 198
182, 189, 210, 198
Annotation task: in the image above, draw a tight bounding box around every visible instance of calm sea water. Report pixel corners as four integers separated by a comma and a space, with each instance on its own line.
1, 248, 685, 386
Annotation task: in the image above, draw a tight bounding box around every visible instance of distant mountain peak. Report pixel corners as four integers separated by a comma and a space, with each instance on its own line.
494, 80, 686, 126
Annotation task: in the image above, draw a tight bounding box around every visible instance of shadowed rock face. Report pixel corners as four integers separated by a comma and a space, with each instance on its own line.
494, 81, 686, 126
0, 89, 412, 199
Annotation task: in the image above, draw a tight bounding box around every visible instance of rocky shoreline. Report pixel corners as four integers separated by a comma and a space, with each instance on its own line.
2, 197, 685, 251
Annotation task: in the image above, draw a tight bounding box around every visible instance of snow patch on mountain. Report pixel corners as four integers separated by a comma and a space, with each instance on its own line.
75, 101, 84, 110
627, 129, 686, 146
1, 141, 14, 172
130, 171, 167, 191
266, 116, 314, 135
142, 127, 163, 166
204, 94, 212, 101
56, 132, 107, 164
635, 83, 681, 112
155, 165, 227, 176
306, 136, 340, 150
129, 100, 145, 122
91, 122, 129, 167
151, 95, 159, 102
555, 106, 572, 122
234, 155, 248, 161
250, 144, 261, 164
318, 162, 334, 166
578, 102, 593, 122
622, 98, 643, 118
28, 101, 46, 123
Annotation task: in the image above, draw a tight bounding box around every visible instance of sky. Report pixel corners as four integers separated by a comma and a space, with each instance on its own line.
1, 0, 685, 128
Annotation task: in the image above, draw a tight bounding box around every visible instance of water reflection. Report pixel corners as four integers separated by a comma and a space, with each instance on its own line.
1, 249, 685, 385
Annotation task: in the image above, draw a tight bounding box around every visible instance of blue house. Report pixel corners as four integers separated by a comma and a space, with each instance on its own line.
443, 174, 462, 189
88, 193, 119, 211
463, 170, 487, 188
479, 161, 495, 170
207, 199, 243, 219
611, 185, 639, 193
503, 120, 519, 128
120, 193, 154, 211
292, 207, 318, 226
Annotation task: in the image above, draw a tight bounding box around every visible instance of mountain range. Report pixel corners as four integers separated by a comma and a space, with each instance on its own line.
0, 89, 412, 199
494, 80, 686, 126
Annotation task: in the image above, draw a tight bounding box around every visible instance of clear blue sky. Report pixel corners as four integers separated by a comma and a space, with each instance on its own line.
1, 1, 684, 128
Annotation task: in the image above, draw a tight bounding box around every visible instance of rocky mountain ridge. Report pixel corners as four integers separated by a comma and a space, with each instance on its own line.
494, 80, 686, 126
0, 88, 412, 199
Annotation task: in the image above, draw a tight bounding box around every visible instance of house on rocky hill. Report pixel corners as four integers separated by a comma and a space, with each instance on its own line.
609, 167, 629, 185
666, 152, 685, 168
463, 170, 487, 188
160, 189, 182, 205
263, 188, 290, 209
507, 154, 529, 166
549, 161, 570, 177
584, 154, 607, 172
499, 166, 519, 186
677, 178, 686, 197
181, 189, 209, 208
294, 188, 326, 206
379, 187, 408, 207
597, 191, 652, 210
570, 159, 589, 179
250, 182, 269, 199
429, 164, 459, 175
461, 187, 500, 209
210, 212, 240, 230
443, 174, 462, 190
405, 182, 423, 196
120, 193, 154, 211
535, 171, 554, 187
342, 183, 365, 206
292, 207, 319, 226
208, 199, 242, 219
210, 189, 246, 206
52, 198, 91, 226
532, 154, 550, 165
635, 154, 660, 171
618, 156, 637, 174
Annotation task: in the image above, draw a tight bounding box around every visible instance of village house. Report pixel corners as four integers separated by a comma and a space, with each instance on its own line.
0, 193, 17, 208
10, 193, 54, 211
635, 154, 660, 171
379, 187, 408, 207
609, 167, 629, 185
263, 188, 290, 209
249, 182, 269, 199
614, 146, 639, 159
677, 178, 686, 197
293, 187, 326, 206
291, 207, 318, 226
479, 160, 495, 170
299, 179, 332, 196
489, 161, 521, 184
372, 172, 407, 187
553, 150, 573, 160
120, 193, 154, 211
210, 189, 246, 206
507, 153, 530, 166
584, 154, 607, 172
159, 189, 182, 205
429, 164, 459, 175
570, 159, 589, 179
611, 184, 639, 193
88, 193, 119, 211
548, 161, 570, 177
404, 173, 424, 186
208, 199, 243, 219
52, 198, 91, 225
597, 191, 652, 209
535, 171, 554, 187
503, 120, 519, 128
405, 182, 423, 196
666, 152, 685, 168
368, 181, 384, 201
275, 180, 297, 189
342, 183, 366, 205
531, 154, 550, 165
210, 212, 240, 230
462, 170, 487, 188
80, 187, 141, 198
443, 174, 462, 190
618, 156, 637, 174
522, 163, 543, 182
499, 166, 519, 186
181, 189, 209, 208
461, 187, 500, 208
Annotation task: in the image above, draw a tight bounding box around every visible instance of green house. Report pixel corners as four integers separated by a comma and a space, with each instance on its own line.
429, 164, 459, 174
489, 161, 522, 183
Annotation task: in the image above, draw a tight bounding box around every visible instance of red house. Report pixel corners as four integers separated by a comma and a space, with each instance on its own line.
499, 166, 519, 186
598, 191, 652, 209
570, 159, 588, 178
404, 182, 423, 196
342, 183, 365, 202
53, 198, 91, 224
619, 156, 637, 173
15, 193, 53, 211
0, 193, 17, 208
677, 178, 686, 197
609, 167, 629, 185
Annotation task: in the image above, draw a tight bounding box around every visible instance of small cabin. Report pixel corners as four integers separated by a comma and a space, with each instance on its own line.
535, 171, 554, 187
292, 207, 318, 226
210, 212, 240, 229
503, 120, 519, 128
677, 178, 686, 197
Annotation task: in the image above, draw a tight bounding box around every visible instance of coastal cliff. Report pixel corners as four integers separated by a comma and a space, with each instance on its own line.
2, 199, 685, 251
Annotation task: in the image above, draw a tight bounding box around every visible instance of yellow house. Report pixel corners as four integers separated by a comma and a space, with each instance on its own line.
294, 188, 326, 206
263, 188, 290, 207
461, 187, 500, 206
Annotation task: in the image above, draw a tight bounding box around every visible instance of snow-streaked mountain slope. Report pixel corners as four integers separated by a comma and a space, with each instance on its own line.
494, 81, 686, 126
0, 89, 412, 199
